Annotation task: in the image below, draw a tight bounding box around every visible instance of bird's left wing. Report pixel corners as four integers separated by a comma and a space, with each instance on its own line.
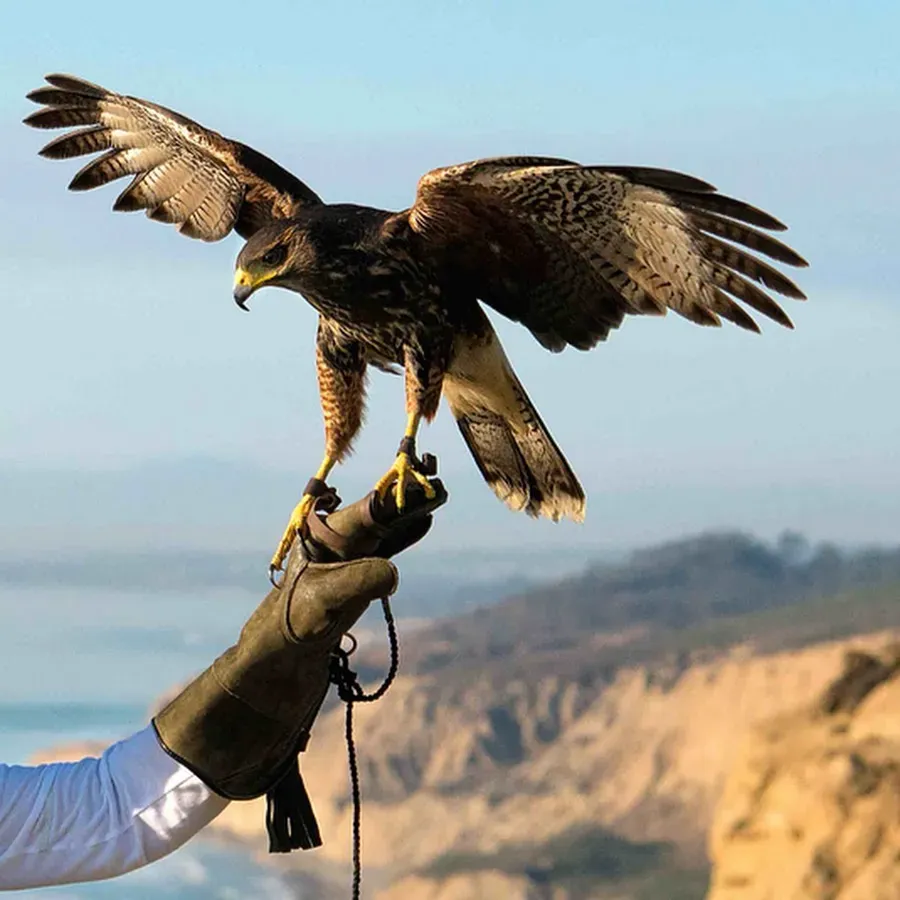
24, 74, 322, 241
406, 157, 807, 351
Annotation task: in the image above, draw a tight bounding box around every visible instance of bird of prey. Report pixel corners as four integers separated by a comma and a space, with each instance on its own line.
25, 74, 807, 573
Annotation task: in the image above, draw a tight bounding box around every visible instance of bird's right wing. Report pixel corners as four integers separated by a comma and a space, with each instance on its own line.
24, 74, 322, 241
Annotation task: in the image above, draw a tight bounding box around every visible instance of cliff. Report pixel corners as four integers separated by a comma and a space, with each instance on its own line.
29, 532, 900, 899
35, 630, 900, 899
193, 629, 897, 899
708, 643, 900, 900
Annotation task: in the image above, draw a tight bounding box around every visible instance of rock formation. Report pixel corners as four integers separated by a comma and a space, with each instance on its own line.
33, 632, 900, 899
708, 644, 900, 900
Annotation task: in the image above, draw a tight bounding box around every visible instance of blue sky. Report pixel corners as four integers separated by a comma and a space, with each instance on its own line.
1, 0, 898, 554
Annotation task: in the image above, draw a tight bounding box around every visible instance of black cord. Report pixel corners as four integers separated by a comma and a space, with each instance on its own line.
329, 596, 399, 900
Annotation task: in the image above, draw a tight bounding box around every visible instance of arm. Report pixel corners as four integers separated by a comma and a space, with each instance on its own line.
0, 726, 227, 890
152, 481, 447, 852
0, 481, 445, 889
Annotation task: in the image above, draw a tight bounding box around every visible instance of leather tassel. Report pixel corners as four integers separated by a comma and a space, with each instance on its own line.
265, 760, 322, 853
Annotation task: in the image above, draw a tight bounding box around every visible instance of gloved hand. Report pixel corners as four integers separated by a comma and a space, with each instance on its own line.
152, 479, 447, 852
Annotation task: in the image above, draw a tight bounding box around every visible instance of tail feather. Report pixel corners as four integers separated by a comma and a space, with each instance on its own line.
456, 411, 533, 514
444, 329, 585, 522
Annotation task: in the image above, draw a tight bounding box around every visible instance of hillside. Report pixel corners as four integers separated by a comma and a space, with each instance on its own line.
31, 532, 900, 899
206, 577, 900, 899
373, 533, 900, 679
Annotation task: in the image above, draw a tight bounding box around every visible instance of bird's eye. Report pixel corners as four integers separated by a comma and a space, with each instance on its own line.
261, 245, 286, 268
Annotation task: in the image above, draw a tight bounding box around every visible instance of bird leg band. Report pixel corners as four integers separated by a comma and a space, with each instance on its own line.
303, 477, 332, 499
397, 435, 417, 457
396, 437, 438, 476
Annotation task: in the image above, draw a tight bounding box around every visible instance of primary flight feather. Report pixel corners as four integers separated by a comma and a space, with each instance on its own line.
25, 74, 808, 572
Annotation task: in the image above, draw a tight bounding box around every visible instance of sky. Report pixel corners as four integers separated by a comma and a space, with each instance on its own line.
0, 0, 898, 555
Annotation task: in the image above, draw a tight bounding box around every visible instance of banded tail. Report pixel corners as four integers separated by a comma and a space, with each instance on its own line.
443, 327, 585, 522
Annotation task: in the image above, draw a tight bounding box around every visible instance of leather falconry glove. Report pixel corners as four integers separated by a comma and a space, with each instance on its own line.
152, 479, 447, 853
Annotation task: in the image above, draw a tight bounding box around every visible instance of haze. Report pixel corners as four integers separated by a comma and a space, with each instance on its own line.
1, 0, 897, 556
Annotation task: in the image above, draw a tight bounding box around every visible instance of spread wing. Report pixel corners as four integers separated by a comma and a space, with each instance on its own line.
24, 74, 322, 241
407, 157, 808, 351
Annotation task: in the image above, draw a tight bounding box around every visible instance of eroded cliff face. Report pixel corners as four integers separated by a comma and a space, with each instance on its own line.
708, 644, 900, 900
200, 629, 900, 900
34, 630, 900, 900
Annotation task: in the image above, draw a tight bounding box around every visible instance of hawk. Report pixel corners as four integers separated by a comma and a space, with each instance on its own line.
25, 74, 807, 573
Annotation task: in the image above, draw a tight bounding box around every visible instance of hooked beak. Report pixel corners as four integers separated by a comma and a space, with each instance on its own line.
233, 268, 259, 311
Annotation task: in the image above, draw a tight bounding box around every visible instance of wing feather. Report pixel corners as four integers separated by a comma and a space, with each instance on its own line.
407, 157, 807, 347
692, 231, 805, 298
38, 126, 113, 160
708, 289, 762, 333
69, 146, 169, 191
664, 187, 787, 231
685, 210, 805, 266
24, 73, 321, 242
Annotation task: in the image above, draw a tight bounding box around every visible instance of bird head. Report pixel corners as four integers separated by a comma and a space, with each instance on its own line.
233, 222, 316, 310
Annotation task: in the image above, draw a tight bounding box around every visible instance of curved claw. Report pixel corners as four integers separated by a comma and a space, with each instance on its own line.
268, 564, 284, 589
269, 492, 317, 576
374, 452, 438, 512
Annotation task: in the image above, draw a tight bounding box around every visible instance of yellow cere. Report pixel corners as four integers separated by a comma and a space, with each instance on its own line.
234, 268, 256, 289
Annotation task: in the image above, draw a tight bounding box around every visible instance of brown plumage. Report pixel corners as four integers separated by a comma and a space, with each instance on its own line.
25, 74, 808, 565
24, 73, 320, 239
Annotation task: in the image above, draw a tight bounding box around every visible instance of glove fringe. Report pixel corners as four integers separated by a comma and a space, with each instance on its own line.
265, 760, 322, 852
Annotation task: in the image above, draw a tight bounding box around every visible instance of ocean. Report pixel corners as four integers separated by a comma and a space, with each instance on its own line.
0, 585, 315, 898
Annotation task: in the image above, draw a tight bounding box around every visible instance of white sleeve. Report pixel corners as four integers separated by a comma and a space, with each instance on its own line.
0, 725, 229, 890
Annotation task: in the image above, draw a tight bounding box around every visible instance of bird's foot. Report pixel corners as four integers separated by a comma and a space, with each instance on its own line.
269, 478, 339, 581
374, 441, 437, 512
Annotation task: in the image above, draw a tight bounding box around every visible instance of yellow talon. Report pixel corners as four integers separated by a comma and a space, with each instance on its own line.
270, 455, 337, 575
375, 452, 437, 511
270, 492, 317, 573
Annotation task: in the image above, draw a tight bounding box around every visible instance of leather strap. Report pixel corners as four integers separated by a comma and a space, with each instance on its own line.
303, 477, 331, 498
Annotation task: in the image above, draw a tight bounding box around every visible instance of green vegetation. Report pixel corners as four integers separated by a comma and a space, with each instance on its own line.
646, 581, 900, 660
523, 580, 900, 682
396, 533, 900, 677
